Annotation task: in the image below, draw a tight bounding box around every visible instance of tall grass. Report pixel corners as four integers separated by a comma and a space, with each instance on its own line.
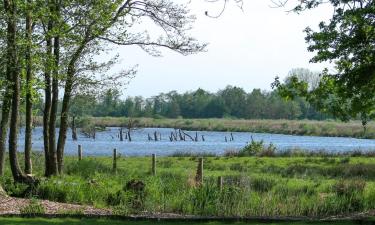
2, 154, 375, 217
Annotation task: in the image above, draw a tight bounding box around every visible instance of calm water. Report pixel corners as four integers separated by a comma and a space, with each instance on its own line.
15, 127, 375, 156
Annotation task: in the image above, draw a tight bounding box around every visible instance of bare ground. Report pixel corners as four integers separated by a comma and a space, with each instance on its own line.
0, 196, 112, 216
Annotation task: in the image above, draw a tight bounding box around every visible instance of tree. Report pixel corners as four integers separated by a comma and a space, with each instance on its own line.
273, 0, 375, 131
54, 0, 206, 174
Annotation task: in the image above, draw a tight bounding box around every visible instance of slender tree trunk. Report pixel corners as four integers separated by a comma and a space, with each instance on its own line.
24, 0, 33, 175
48, 26, 59, 176
5, 0, 31, 183
0, 75, 12, 176
43, 20, 52, 176
56, 71, 73, 174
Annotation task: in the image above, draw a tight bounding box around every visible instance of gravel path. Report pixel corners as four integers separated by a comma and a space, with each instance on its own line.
0, 196, 112, 216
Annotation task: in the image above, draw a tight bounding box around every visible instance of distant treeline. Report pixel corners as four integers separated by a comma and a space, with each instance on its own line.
66, 86, 331, 120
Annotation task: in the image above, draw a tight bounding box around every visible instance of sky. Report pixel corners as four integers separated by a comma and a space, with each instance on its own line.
109, 0, 334, 98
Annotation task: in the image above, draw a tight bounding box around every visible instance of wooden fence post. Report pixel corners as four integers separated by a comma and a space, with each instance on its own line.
113, 148, 117, 172
195, 157, 204, 185
78, 145, 82, 161
217, 176, 223, 191
152, 154, 156, 176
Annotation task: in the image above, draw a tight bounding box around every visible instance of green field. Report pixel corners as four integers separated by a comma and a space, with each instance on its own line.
34, 117, 375, 139
0, 217, 368, 225
2, 153, 375, 218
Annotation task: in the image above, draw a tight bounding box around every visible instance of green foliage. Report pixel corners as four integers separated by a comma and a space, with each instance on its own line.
274, 1, 375, 127
239, 138, 276, 157
66, 86, 330, 121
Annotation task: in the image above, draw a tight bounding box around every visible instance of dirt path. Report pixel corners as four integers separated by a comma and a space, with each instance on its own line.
0, 196, 112, 216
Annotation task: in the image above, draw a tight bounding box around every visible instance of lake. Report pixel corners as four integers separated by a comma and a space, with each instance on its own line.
14, 127, 375, 156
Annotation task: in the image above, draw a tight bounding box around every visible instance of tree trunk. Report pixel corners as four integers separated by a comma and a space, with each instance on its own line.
24, 0, 33, 175
57, 46, 83, 173
48, 25, 60, 176
0, 73, 12, 176
5, 0, 31, 183
43, 20, 53, 176
56, 73, 73, 174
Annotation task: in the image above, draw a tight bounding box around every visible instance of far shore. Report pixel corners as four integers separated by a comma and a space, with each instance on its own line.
29, 117, 375, 139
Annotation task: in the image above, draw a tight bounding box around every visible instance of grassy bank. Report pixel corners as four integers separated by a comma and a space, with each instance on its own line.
32, 117, 375, 139
2, 153, 375, 218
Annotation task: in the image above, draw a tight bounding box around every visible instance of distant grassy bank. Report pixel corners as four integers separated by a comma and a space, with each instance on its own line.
44, 117, 375, 139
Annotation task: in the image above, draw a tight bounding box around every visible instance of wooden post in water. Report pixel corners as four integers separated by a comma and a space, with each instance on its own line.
217, 176, 223, 191
78, 145, 82, 161
113, 148, 117, 173
195, 157, 204, 185
152, 154, 156, 176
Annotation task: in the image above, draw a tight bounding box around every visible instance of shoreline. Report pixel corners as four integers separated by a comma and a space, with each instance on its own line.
29, 117, 375, 139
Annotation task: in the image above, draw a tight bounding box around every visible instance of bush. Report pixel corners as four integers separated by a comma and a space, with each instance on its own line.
239, 138, 264, 156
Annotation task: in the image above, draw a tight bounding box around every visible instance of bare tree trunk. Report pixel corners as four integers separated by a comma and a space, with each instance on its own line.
119, 128, 123, 141
127, 130, 132, 142
24, 0, 33, 175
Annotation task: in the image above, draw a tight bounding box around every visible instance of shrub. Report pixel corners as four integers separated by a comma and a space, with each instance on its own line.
239, 138, 264, 156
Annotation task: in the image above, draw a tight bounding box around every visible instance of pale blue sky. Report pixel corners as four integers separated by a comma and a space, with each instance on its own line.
109, 1, 333, 98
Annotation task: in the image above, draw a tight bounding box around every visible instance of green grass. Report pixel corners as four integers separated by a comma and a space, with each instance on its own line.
32, 117, 375, 139
3, 154, 375, 218
0, 217, 368, 225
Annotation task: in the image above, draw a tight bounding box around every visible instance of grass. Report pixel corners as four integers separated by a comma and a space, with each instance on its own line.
3, 153, 375, 218
32, 117, 375, 139
0, 217, 370, 225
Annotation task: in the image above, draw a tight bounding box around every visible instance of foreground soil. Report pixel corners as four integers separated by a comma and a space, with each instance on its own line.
0, 196, 111, 216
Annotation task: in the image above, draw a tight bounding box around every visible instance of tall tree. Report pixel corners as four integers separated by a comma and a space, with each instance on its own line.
273, 0, 375, 130
55, 0, 205, 174
5, 0, 33, 183
24, 0, 33, 175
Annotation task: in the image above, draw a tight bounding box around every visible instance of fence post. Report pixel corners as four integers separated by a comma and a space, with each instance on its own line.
113, 148, 117, 173
152, 154, 156, 176
217, 176, 223, 191
195, 157, 204, 185
78, 145, 82, 161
